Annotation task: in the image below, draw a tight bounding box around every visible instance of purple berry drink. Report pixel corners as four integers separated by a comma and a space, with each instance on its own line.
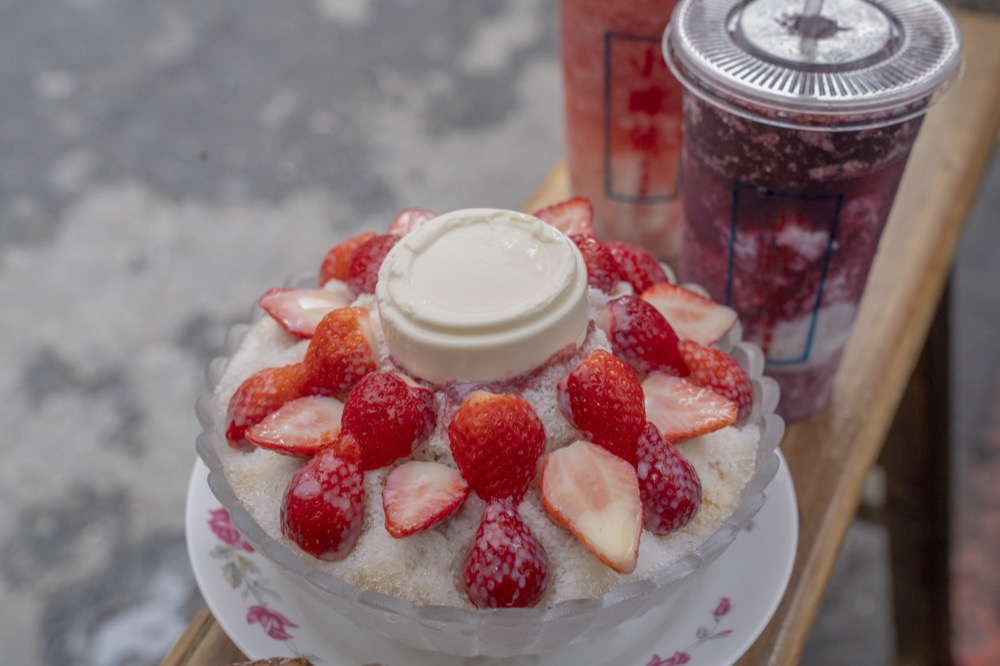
663, 0, 962, 420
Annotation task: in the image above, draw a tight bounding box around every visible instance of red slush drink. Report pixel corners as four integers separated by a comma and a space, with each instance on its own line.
664, 0, 962, 421
559, 0, 684, 262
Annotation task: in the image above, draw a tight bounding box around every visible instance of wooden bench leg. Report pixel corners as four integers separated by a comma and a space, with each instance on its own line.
882, 282, 953, 666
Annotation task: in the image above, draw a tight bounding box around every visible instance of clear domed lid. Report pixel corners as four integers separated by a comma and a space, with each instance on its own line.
663, 0, 963, 129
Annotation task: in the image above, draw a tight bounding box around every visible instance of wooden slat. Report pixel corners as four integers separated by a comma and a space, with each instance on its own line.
160, 9, 1000, 665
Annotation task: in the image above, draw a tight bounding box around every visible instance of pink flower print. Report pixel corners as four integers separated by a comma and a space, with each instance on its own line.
208, 508, 254, 552
647, 652, 691, 665
714, 596, 731, 619
246, 605, 298, 641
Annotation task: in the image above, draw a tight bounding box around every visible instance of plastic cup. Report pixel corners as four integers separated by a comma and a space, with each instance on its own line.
663, 0, 962, 421
559, 0, 685, 262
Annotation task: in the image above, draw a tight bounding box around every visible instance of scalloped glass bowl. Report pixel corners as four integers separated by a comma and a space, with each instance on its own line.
195, 307, 785, 658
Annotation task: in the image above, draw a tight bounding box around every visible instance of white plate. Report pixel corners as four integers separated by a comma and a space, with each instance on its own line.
186, 453, 797, 666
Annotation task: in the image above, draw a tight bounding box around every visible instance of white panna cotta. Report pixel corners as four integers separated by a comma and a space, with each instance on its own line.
376, 209, 590, 383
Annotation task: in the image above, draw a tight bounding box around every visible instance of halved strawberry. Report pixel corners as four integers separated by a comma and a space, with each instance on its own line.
280, 436, 365, 561
245, 395, 345, 457
531, 196, 595, 236
640, 283, 737, 345
556, 349, 645, 466
302, 307, 376, 397
606, 240, 669, 293
258, 285, 354, 339
463, 498, 548, 608
597, 295, 689, 377
319, 231, 377, 286
225, 362, 311, 446
642, 372, 737, 441
541, 440, 642, 574
347, 233, 400, 295
678, 339, 753, 425
341, 371, 437, 471
569, 234, 621, 293
447, 391, 546, 502
636, 422, 702, 535
382, 460, 469, 538
387, 207, 438, 236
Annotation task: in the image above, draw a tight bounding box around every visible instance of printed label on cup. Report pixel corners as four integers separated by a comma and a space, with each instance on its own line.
603, 31, 683, 204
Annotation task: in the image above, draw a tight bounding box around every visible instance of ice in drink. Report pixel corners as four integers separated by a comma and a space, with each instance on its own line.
560, 0, 684, 262
664, 0, 962, 420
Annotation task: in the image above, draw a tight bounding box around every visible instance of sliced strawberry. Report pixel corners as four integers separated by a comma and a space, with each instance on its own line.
245, 395, 345, 457
382, 460, 469, 538
280, 436, 365, 561
447, 391, 546, 502
556, 349, 645, 466
642, 372, 738, 441
640, 283, 737, 346
341, 371, 437, 471
597, 295, 689, 377
347, 233, 400, 295
463, 498, 548, 608
258, 285, 354, 339
531, 196, 596, 236
678, 339, 753, 425
636, 422, 702, 535
225, 363, 311, 446
387, 207, 438, 236
541, 440, 642, 574
606, 240, 669, 293
319, 231, 377, 286
302, 307, 377, 396
569, 234, 621, 293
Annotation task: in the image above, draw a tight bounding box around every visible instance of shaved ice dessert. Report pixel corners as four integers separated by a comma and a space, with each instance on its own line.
197, 199, 783, 656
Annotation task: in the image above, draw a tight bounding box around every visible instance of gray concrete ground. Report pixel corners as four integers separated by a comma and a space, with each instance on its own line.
0, 1, 995, 665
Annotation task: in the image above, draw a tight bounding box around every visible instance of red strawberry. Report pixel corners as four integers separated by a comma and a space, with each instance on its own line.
678, 340, 754, 425
569, 234, 621, 293
605, 240, 669, 293
531, 196, 596, 236
341, 371, 437, 471
640, 283, 737, 346
387, 207, 438, 236
556, 349, 645, 466
540, 440, 642, 573
280, 435, 365, 561
302, 307, 376, 396
642, 372, 737, 441
635, 422, 702, 535
225, 363, 311, 446
258, 285, 353, 339
245, 395, 345, 458
348, 233, 400, 295
319, 231, 377, 286
463, 498, 548, 608
447, 391, 546, 502
597, 295, 689, 377
382, 460, 469, 538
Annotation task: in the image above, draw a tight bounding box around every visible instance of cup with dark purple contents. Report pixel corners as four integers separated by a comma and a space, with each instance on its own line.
663, 0, 962, 420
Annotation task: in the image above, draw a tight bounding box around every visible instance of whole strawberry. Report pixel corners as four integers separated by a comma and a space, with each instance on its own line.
598, 295, 689, 377
635, 422, 702, 535
463, 498, 548, 609
225, 362, 310, 446
348, 233, 400, 294
280, 435, 365, 561
605, 240, 669, 293
568, 234, 621, 293
387, 207, 437, 236
557, 349, 645, 466
678, 339, 753, 425
341, 371, 437, 471
448, 391, 546, 502
303, 307, 376, 397
318, 231, 377, 286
